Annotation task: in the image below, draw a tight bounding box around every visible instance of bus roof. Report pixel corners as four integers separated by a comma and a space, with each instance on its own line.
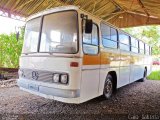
27, 5, 79, 21
26, 5, 150, 47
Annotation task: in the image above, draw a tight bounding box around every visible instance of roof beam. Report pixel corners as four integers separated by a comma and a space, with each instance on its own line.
27, 1, 45, 15
110, 0, 124, 12
34, 0, 67, 15
93, 1, 110, 15
4, 0, 12, 8
137, 0, 150, 16
11, 0, 22, 11
81, 0, 93, 9
12, 0, 35, 12
104, 11, 125, 21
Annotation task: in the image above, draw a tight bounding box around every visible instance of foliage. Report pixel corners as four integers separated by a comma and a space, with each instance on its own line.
0, 28, 24, 68
147, 70, 160, 80
124, 26, 160, 55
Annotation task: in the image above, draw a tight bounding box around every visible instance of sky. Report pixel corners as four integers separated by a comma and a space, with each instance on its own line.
0, 16, 25, 34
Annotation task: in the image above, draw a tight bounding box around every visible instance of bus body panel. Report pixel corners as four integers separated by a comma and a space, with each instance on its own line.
19, 56, 81, 90
119, 50, 131, 87
99, 48, 120, 93
17, 6, 153, 104
80, 68, 100, 102
144, 55, 152, 76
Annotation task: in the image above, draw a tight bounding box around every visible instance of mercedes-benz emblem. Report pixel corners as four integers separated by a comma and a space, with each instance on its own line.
32, 71, 39, 80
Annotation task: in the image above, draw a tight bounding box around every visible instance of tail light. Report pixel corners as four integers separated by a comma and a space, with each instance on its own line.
70, 62, 79, 67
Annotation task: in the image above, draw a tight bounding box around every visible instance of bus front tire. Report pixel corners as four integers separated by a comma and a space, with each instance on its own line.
103, 74, 113, 99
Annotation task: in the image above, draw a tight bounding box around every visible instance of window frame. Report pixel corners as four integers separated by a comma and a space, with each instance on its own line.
130, 37, 139, 53
39, 10, 79, 54
100, 23, 118, 49
22, 16, 43, 54
145, 44, 150, 55
82, 22, 100, 55
22, 10, 79, 54
118, 31, 130, 51
139, 41, 145, 54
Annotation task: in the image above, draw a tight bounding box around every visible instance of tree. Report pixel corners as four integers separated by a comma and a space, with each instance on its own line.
0, 27, 24, 68
124, 26, 160, 55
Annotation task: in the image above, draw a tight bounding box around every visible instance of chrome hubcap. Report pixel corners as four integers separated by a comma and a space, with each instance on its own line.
104, 79, 112, 98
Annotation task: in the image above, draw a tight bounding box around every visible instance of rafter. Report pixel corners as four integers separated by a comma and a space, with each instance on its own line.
12, 0, 35, 12
137, 0, 150, 16
4, 0, 12, 8
104, 11, 125, 21
110, 0, 124, 12
11, 0, 22, 11
92, 1, 97, 14
27, 1, 45, 15
93, 1, 110, 15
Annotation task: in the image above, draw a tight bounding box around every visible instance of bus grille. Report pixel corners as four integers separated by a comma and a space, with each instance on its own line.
18, 68, 56, 83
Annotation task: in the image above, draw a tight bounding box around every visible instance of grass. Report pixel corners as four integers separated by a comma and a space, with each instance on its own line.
147, 70, 160, 80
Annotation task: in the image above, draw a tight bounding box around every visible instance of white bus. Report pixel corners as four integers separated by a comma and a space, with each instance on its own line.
18, 6, 152, 104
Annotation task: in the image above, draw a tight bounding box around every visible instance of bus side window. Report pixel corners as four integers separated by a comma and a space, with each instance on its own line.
101, 23, 118, 49
131, 37, 139, 53
119, 32, 130, 51
83, 24, 99, 55
139, 41, 144, 54
150, 46, 152, 55
145, 44, 149, 55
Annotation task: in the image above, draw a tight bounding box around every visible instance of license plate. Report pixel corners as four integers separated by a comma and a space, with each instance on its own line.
28, 84, 39, 91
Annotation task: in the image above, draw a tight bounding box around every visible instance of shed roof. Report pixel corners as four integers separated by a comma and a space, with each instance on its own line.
0, 0, 160, 28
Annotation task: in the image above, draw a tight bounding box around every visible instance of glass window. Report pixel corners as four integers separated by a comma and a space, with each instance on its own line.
92, 25, 98, 45
139, 41, 144, 54
83, 44, 98, 55
83, 24, 99, 55
119, 31, 130, 51
145, 44, 149, 55
101, 23, 117, 49
110, 28, 117, 41
119, 33, 129, 45
120, 43, 130, 51
83, 34, 91, 44
139, 41, 144, 50
149, 47, 152, 55
22, 17, 41, 53
131, 37, 138, 48
131, 37, 139, 53
39, 11, 78, 53
102, 39, 117, 49
131, 47, 138, 53
101, 24, 110, 39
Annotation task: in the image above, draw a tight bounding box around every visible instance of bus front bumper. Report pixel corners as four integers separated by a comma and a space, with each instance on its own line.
17, 79, 80, 103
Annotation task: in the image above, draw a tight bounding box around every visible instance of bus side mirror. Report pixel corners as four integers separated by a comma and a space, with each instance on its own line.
85, 19, 93, 34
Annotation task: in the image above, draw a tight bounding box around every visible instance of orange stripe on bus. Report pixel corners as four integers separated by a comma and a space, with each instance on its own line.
83, 54, 100, 65
83, 51, 142, 66
100, 52, 111, 64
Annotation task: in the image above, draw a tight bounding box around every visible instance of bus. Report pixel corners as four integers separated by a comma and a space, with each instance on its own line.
17, 6, 152, 104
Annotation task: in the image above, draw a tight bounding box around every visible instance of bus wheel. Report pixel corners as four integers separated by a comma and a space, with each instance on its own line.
139, 69, 147, 82
103, 74, 113, 99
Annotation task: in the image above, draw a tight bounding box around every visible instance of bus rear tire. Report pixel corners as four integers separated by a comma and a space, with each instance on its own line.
103, 74, 113, 99
139, 69, 147, 82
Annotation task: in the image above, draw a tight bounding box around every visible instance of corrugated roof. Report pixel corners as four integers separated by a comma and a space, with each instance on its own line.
0, 0, 160, 28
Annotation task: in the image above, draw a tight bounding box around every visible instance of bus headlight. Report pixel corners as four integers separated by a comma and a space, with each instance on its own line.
52, 74, 60, 83
61, 74, 68, 84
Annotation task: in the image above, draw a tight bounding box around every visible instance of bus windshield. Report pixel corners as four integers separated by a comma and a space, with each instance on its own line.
22, 17, 41, 53
22, 11, 78, 54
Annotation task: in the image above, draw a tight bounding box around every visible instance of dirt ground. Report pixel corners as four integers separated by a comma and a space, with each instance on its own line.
0, 80, 160, 119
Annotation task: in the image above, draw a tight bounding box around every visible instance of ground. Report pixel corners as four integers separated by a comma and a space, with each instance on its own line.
0, 80, 160, 119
